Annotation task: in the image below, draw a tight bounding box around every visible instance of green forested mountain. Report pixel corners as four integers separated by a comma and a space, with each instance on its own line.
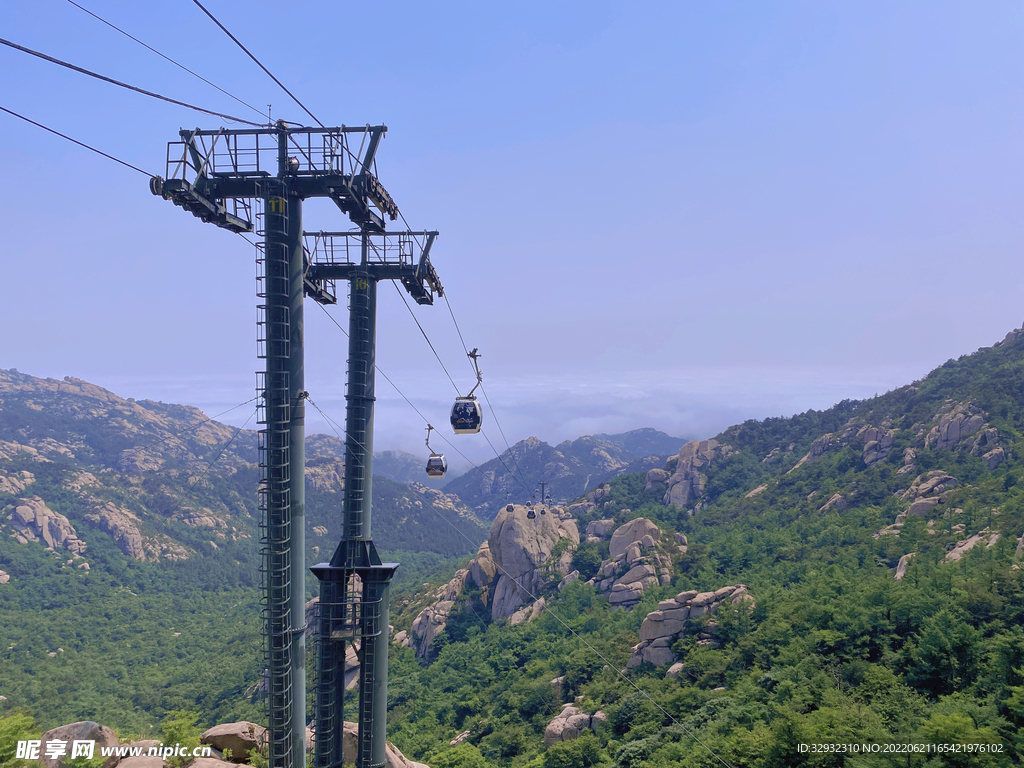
0, 370, 484, 735
6, 326, 1024, 768
381, 328, 1024, 768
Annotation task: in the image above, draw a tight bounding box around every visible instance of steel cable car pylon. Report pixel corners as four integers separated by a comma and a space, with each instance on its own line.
450, 348, 483, 434
151, 119, 441, 768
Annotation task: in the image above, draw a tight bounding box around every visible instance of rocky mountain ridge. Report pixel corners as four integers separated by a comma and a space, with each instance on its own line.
441, 429, 684, 518
0, 369, 485, 570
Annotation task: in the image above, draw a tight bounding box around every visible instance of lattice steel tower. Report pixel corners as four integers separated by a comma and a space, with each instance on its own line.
152, 121, 442, 768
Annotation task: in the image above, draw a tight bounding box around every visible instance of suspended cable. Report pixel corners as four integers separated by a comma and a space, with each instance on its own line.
0, 37, 263, 126
480, 384, 530, 490
479, 428, 530, 492
385, 276, 529, 490
391, 281, 460, 394
65, 0, 269, 121
304, 393, 366, 470
419, 499, 737, 768
190, 0, 324, 128
0, 104, 153, 176
313, 301, 481, 472
443, 292, 530, 488
162, 408, 258, 520
443, 294, 474, 369
143, 395, 259, 451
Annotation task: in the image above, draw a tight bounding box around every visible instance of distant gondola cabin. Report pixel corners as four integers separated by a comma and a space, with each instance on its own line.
425, 454, 447, 478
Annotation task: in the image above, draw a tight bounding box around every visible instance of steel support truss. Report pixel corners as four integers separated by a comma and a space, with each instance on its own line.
152, 121, 441, 768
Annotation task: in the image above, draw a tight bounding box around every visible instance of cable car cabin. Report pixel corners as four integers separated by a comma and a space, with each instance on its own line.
506, 504, 514, 513
450, 396, 482, 434
425, 454, 447, 478
527, 507, 536, 520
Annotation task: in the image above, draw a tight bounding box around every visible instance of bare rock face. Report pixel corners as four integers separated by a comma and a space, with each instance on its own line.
468, 542, 496, 593
900, 471, 959, 501
664, 440, 730, 509
0, 469, 35, 495
862, 427, 895, 466
788, 433, 836, 474
118, 447, 163, 473
983, 447, 1006, 470
609, 518, 661, 559
628, 585, 753, 668
926, 402, 986, 451
405, 505, 578, 657
38, 722, 120, 768
488, 505, 579, 622
411, 599, 457, 657
509, 597, 546, 625
83, 501, 146, 560
818, 493, 847, 513
543, 705, 602, 747
187, 759, 237, 768
895, 553, 915, 581
6, 496, 87, 555
586, 519, 616, 539
644, 468, 670, 491
946, 529, 1001, 562
0, 570, 9, 584
200, 722, 266, 761
587, 518, 675, 610
897, 447, 917, 476
119, 756, 163, 768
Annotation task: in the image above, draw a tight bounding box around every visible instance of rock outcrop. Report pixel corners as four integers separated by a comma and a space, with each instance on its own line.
336, 722, 429, 768
5, 497, 87, 555
862, 427, 895, 466
897, 447, 917, 476
0, 469, 34, 495
585, 519, 616, 541
38, 722, 120, 768
899, 471, 959, 501
925, 402, 985, 451
487, 505, 579, 621
201, 722, 266, 761
83, 501, 146, 560
586, 518, 676, 609
0, 570, 9, 584
946, 529, 1001, 562
628, 585, 753, 668
404, 504, 579, 657
509, 597, 546, 625
895, 553, 915, 581
663, 440, 731, 509
410, 595, 460, 657
543, 705, 605, 747
644, 468, 670, 492
818, 493, 847, 512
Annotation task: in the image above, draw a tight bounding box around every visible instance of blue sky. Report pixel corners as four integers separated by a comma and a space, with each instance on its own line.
3, 1, 1023, 463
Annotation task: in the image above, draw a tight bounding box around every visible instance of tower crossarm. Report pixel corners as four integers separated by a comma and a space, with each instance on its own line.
152, 124, 398, 233
304, 230, 443, 305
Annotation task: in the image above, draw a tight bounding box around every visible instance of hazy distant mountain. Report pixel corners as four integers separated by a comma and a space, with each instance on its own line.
371, 449, 468, 486
441, 429, 685, 517
591, 427, 688, 458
